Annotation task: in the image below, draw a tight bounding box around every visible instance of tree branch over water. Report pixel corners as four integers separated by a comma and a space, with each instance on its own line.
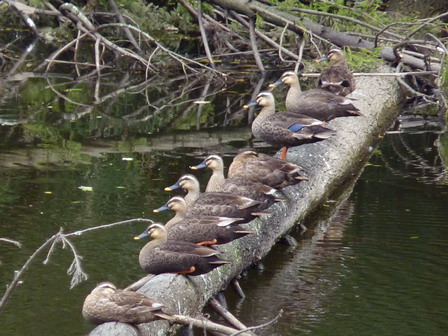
0, 218, 154, 312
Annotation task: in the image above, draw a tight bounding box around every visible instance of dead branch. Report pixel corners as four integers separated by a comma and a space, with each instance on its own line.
197, 0, 216, 69
0, 218, 155, 312
229, 12, 300, 61
229, 310, 283, 336
0, 230, 62, 313
289, 6, 402, 40
248, 16, 265, 72
406, 11, 448, 39
108, 0, 142, 54
3, 0, 41, 37
162, 314, 251, 336
209, 298, 254, 334
0, 238, 22, 248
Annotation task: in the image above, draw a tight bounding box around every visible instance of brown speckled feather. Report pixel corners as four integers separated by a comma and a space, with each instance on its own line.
228, 151, 307, 188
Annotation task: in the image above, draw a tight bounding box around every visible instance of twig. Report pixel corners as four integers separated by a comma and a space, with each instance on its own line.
229, 12, 300, 61
289, 6, 402, 40
229, 309, 283, 336
406, 11, 448, 39
209, 298, 253, 334
0, 238, 22, 248
4, 0, 40, 37
0, 218, 156, 312
74, 29, 82, 77
373, 21, 416, 47
278, 23, 293, 64
0, 230, 62, 312
108, 0, 142, 54
98, 23, 227, 77
65, 218, 154, 237
395, 63, 432, 98
60, 235, 89, 288
197, 0, 216, 70
425, 33, 447, 85
294, 39, 305, 74
300, 71, 438, 78
163, 314, 251, 336
248, 16, 265, 72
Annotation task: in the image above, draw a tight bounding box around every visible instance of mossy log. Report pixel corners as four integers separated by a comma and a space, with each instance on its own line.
89, 66, 403, 335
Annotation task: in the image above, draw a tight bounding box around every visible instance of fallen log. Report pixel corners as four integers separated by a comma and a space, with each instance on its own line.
89, 65, 403, 335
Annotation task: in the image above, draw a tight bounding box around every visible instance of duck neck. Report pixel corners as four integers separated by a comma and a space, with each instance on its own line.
141, 235, 166, 252
286, 81, 302, 110
184, 188, 200, 207
165, 209, 187, 229
206, 168, 226, 192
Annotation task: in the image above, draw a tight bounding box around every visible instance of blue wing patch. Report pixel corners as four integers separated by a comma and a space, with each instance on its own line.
288, 123, 305, 132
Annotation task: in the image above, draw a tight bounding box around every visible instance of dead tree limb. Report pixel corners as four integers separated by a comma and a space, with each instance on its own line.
108, 0, 142, 54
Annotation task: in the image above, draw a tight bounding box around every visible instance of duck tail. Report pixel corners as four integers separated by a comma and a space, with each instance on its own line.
251, 211, 272, 216
314, 128, 336, 139
208, 260, 231, 265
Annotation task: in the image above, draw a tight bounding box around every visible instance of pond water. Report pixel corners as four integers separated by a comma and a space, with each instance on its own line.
0, 72, 447, 336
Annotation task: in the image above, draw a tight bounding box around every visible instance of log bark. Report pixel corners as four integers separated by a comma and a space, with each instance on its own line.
89, 66, 403, 335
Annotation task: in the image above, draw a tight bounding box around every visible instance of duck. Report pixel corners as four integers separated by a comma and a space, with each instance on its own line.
82, 282, 166, 325
228, 150, 308, 188
167, 220, 255, 246
191, 154, 282, 209
317, 48, 355, 96
154, 196, 244, 228
245, 91, 335, 160
153, 195, 254, 246
134, 223, 230, 275
269, 71, 361, 123
165, 175, 267, 220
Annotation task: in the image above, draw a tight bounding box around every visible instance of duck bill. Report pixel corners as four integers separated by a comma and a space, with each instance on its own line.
153, 204, 169, 213
268, 79, 284, 88
164, 182, 180, 192
317, 54, 329, 62
190, 161, 207, 170
243, 101, 257, 109
134, 230, 149, 240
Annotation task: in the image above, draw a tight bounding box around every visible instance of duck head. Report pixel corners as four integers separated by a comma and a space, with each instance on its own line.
190, 155, 224, 172
165, 174, 200, 193
269, 71, 299, 87
134, 223, 167, 241
154, 196, 187, 213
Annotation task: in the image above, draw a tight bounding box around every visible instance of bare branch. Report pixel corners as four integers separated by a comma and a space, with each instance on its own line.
0, 238, 22, 248
0, 231, 61, 312
248, 16, 265, 72
406, 11, 448, 39
229, 309, 283, 336
65, 218, 154, 237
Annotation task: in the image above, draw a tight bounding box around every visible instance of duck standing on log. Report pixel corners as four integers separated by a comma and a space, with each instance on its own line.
135, 223, 230, 275
191, 154, 282, 210
228, 150, 308, 188
269, 71, 361, 125
165, 174, 268, 220
245, 91, 335, 160
82, 282, 166, 325
154, 196, 243, 228
317, 48, 356, 96
153, 196, 254, 246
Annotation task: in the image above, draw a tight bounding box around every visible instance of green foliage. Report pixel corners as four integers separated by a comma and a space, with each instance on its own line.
343, 47, 383, 72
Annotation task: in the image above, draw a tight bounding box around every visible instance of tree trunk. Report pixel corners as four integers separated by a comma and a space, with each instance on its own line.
89, 66, 403, 335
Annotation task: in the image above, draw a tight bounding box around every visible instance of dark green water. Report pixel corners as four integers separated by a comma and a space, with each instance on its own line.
0, 72, 447, 335
1, 128, 447, 335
